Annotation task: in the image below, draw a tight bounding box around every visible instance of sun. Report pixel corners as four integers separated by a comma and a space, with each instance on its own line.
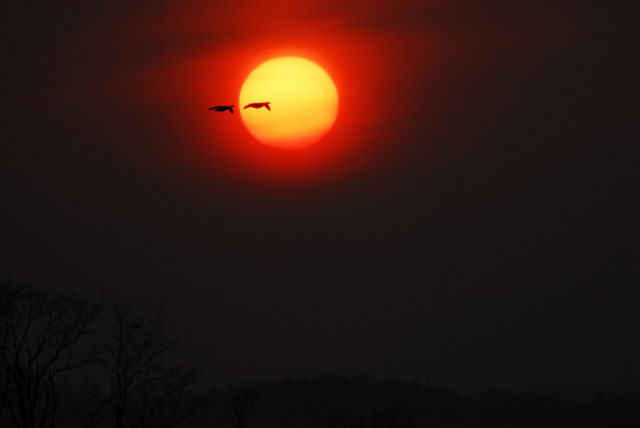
239, 57, 339, 150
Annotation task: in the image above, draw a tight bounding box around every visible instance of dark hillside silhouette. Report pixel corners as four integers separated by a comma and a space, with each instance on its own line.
192, 375, 639, 428
182, 375, 640, 428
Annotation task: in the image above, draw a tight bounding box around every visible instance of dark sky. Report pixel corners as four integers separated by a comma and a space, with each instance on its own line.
1, 0, 638, 396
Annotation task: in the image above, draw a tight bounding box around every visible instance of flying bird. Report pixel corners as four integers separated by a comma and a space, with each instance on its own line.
243, 102, 271, 111
208, 105, 234, 114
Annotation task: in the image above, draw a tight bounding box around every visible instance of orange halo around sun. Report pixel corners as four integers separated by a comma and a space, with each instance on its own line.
239, 57, 339, 150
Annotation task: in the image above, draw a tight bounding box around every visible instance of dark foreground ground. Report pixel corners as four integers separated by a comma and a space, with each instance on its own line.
2, 283, 638, 428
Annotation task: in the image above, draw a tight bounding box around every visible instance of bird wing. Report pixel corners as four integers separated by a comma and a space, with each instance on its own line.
264, 104, 271, 111
229, 107, 234, 114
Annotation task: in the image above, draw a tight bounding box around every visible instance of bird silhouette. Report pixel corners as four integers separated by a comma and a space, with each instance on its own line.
208, 105, 234, 114
243, 102, 271, 111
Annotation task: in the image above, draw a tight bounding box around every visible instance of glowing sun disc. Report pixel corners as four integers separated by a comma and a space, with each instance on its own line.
239, 57, 339, 150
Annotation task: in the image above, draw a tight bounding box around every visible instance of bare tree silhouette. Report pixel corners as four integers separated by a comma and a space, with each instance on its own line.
231, 388, 260, 428
0, 281, 103, 428
87, 305, 200, 428
0, 285, 8, 422
0, 375, 7, 425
